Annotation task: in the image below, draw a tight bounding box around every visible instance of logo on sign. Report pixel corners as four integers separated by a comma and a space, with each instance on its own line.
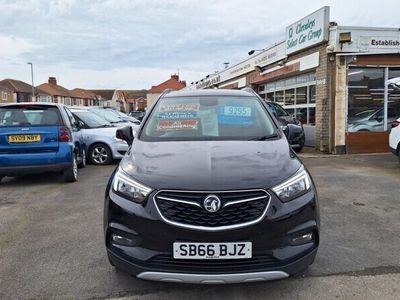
204, 195, 221, 213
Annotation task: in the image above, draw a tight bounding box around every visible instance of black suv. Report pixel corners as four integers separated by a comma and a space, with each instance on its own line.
104, 89, 319, 284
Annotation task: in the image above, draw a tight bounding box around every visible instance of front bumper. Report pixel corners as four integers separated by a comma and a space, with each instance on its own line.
389, 146, 398, 156
104, 187, 319, 283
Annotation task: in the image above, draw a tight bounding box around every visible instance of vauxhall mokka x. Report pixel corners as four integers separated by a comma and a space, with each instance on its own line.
104, 89, 319, 284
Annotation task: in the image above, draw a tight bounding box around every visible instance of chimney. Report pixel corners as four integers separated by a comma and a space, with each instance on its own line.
171, 74, 179, 81
48, 77, 57, 85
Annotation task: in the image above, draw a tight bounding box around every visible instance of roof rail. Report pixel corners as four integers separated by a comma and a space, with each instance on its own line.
241, 86, 265, 102
241, 87, 257, 95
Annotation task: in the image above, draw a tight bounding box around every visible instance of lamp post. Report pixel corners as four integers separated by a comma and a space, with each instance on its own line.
27, 62, 35, 102
248, 49, 264, 56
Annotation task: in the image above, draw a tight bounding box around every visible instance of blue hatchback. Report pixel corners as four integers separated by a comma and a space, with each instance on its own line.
0, 103, 86, 183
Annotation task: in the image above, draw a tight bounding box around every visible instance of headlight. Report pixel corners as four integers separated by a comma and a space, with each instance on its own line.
272, 169, 311, 202
112, 169, 152, 203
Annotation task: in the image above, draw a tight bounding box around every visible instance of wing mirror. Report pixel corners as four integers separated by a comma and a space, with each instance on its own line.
74, 120, 85, 129
280, 125, 289, 137
116, 126, 134, 146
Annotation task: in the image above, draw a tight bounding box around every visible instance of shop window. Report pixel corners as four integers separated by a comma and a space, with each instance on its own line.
297, 74, 311, 84
258, 85, 265, 93
266, 83, 275, 91
296, 87, 307, 104
285, 77, 296, 86
285, 89, 295, 105
347, 67, 384, 132
388, 68, 400, 124
2, 91, 7, 101
275, 90, 284, 104
266, 92, 274, 102
275, 80, 284, 89
309, 85, 316, 103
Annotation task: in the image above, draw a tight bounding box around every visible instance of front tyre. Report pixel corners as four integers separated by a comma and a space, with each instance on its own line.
64, 154, 78, 182
89, 144, 113, 165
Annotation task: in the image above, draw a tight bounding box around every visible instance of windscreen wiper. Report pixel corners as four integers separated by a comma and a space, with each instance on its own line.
248, 133, 279, 141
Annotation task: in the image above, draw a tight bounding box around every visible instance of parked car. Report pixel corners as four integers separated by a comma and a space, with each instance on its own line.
389, 117, 400, 162
104, 108, 140, 125
0, 103, 86, 183
348, 105, 400, 132
265, 101, 305, 151
104, 89, 319, 283
70, 108, 130, 165
70, 106, 139, 132
128, 110, 145, 121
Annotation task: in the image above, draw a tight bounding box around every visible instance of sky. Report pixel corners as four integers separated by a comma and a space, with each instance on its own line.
0, 0, 399, 90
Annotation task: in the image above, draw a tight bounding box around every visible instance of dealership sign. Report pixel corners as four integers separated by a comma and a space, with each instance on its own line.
285, 6, 330, 54
358, 36, 400, 50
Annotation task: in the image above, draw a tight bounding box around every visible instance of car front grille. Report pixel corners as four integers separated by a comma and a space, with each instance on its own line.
146, 254, 279, 273
154, 189, 270, 230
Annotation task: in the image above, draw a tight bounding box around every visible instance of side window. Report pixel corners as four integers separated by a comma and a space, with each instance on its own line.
64, 107, 77, 127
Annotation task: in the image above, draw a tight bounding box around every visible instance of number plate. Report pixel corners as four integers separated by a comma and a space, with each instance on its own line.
173, 242, 252, 259
8, 135, 41, 143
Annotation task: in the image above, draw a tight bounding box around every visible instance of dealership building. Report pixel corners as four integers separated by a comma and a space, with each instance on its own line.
188, 7, 400, 153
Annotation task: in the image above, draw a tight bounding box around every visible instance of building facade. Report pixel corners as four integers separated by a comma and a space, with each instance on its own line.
0, 79, 35, 102
0, 84, 14, 103
188, 6, 400, 153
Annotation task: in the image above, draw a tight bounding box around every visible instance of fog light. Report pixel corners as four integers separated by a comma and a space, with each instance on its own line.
292, 232, 313, 245
112, 234, 136, 246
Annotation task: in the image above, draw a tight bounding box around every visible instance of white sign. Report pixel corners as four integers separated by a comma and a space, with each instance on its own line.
196, 42, 286, 89
285, 6, 330, 55
359, 36, 400, 50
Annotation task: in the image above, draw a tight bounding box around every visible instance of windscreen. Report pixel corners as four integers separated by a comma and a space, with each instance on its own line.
0, 105, 63, 127
91, 109, 122, 123
141, 96, 277, 141
73, 110, 111, 128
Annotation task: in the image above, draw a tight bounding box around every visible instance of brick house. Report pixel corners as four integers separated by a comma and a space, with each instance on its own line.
122, 90, 147, 112
0, 84, 14, 103
147, 75, 186, 108
70, 88, 99, 106
37, 77, 76, 105
0, 79, 35, 102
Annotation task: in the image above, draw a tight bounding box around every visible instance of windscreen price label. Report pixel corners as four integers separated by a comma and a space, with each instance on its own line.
223, 106, 252, 117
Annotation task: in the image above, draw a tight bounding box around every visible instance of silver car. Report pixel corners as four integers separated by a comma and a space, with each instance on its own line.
348, 106, 400, 132
70, 108, 131, 165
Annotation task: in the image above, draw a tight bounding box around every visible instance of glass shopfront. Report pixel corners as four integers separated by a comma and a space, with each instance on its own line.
259, 72, 316, 126
347, 67, 400, 133
258, 72, 317, 146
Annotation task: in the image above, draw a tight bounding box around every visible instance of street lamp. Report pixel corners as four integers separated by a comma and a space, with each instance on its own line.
27, 62, 35, 102
248, 49, 264, 56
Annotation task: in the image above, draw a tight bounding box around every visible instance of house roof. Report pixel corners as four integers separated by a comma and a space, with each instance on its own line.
37, 81, 73, 97
122, 89, 147, 99
0, 83, 13, 93
87, 89, 115, 100
0, 79, 34, 94
148, 75, 186, 94
70, 88, 97, 99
